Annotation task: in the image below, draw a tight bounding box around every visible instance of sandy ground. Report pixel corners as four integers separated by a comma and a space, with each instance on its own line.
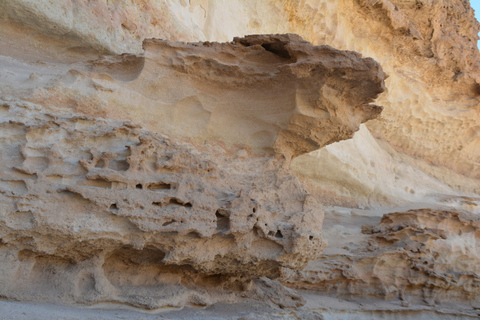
0, 299, 301, 320
1, 293, 478, 320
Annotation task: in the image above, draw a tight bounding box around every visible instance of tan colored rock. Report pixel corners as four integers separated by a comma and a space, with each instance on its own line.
0, 33, 386, 160
0, 99, 324, 307
0, 0, 205, 54
139, 34, 385, 159
284, 205, 480, 307
0, 32, 386, 308
1, 0, 480, 317
2, 0, 479, 195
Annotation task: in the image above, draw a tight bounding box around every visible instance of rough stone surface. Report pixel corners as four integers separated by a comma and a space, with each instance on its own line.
284, 206, 480, 305
1, 0, 480, 319
0, 33, 386, 161
0, 99, 324, 308
0, 32, 385, 309
141, 34, 385, 160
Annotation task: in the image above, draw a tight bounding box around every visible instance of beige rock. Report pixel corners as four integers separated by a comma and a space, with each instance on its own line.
0, 99, 325, 308
1, 0, 480, 318
2, 0, 479, 196
0, 33, 386, 160
284, 206, 480, 306
0, 33, 386, 308
140, 34, 385, 159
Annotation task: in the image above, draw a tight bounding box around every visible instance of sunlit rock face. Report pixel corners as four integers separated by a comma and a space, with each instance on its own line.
1, 0, 480, 318
2, 0, 479, 198
139, 34, 385, 159
0, 100, 324, 308
0, 31, 385, 308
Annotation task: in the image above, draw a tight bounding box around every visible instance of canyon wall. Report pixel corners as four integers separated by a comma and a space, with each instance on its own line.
1, 0, 480, 318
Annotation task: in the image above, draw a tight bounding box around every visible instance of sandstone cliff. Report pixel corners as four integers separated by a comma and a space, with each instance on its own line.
0, 0, 480, 319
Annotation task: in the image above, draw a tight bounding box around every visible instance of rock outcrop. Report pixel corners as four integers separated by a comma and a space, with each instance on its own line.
284, 206, 480, 306
0, 99, 317, 308
1, 0, 480, 319
0, 32, 385, 160
0, 33, 385, 309
140, 34, 385, 159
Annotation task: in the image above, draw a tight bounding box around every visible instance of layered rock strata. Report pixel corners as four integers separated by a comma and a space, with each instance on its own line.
0, 100, 314, 308
1, 0, 479, 185
2, 0, 479, 199
1, 0, 480, 318
283, 205, 480, 308
0, 34, 386, 160
0, 34, 385, 308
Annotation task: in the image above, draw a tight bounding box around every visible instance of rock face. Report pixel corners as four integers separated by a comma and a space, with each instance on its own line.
0, 32, 386, 159
285, 207, 480, 304
0, 99, 322, 308
0, 34, 385, 308
1, 0, 480, 319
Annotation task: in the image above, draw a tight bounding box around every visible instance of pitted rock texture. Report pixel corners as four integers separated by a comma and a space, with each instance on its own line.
352, 0, 480, 180
140, 34, 385, 159
0, 100, 326, 307
1, 0, 480, 318
0, 29, 390, 310
0, 32, 387, 310
283, 205, 480, 307
0, 34, 386, 161
2, 0, 479, 198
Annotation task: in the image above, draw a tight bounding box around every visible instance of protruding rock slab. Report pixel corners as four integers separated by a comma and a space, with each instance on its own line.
0, 34, 385, 309
139, 34, 386, 159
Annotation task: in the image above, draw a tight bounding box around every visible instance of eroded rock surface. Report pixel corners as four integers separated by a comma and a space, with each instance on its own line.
1, 0, 480, 318
0, 31, 388, 309
0, 99, 327, 308
283, 205, 480, 310
0, 33, 386, 161
140, 34, 385, 159
0, 33, 385, 306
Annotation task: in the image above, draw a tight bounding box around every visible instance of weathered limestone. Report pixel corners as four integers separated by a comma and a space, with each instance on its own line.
0, 99, 322, 308
1, 0, 480, 318
284, 206, 480, 307
0, 33, 386, 308
139, 34, 385, 159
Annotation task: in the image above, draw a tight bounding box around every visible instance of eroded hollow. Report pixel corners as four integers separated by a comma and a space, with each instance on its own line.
77, 179, 112, 189
261, 43, 291, 59
162, 219, 176, 226
103, 246, 167, 286
102, 245, 256, 297
147, 182, 171, 191
215, 210, 230, 232
152, 198, 192, 209
110, 159, 129, 171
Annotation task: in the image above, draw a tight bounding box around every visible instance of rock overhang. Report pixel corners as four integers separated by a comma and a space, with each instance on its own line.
136, 34, 387, 159
0, 33, 388, 309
